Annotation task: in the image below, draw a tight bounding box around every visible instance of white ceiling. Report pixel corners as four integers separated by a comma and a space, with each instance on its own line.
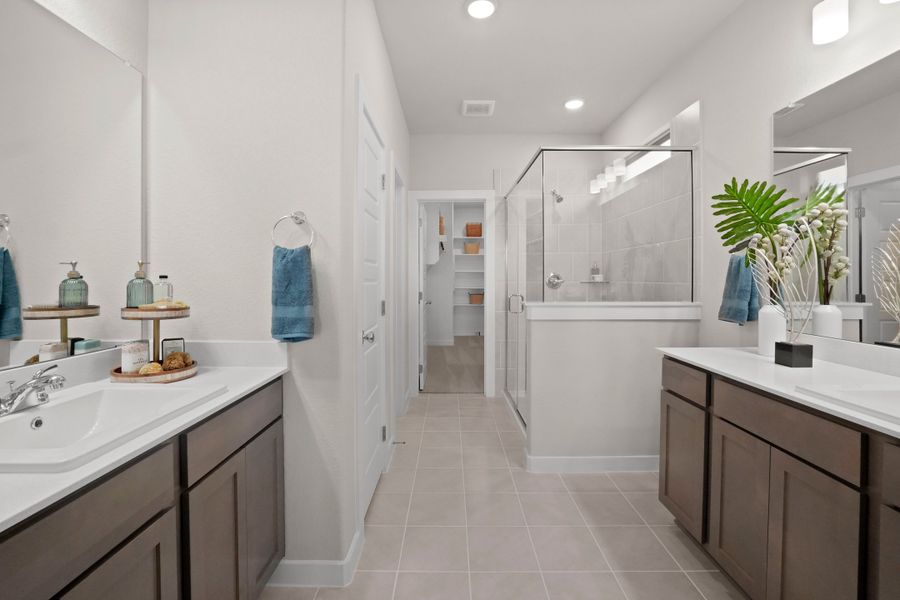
373, 0, 745, 135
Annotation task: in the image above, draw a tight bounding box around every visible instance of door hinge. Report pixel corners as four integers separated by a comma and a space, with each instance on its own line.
381, 174, 387, 190
382, 425, 387, 442
418, 364, 424, 374
856, 206, 866, 218
381, 300, 386, 316
418, 291, 424, 302
418, 217, 423, 226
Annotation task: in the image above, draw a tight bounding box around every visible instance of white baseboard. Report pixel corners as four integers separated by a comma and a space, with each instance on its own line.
267, 528, 363, 588
526, 453, 659, 473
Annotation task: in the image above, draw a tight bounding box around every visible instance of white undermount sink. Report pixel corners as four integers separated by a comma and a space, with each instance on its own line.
0, 382, 226, 473
795, 384, 900, 425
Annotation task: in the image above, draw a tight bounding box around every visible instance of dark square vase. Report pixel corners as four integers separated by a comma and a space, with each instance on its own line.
875, 341, 900, 349
774, 342, 813, 368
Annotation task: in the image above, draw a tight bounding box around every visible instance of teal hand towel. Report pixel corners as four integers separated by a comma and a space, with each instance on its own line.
0, 248, 22, 339
718, 253, 759, 325
271, 245, 314, 342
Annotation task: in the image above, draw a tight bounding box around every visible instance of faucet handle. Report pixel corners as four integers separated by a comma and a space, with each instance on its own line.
33, 364, 58, 378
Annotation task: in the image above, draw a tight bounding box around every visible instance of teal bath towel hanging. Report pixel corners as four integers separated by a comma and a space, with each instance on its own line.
0, 248, 22, 339
271, 245, 314, 342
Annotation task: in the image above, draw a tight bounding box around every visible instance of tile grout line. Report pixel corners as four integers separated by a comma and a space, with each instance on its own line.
459, 400, 473, 600
389, 418, 426, 600
562, 475, 633, 600
609, 476, 712, 600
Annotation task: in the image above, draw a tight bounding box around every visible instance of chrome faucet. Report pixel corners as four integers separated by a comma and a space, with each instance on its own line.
0, 364, 66, 417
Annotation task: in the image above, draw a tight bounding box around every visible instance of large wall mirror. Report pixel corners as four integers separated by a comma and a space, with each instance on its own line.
773, 51, 900, 346
0, 0, 143, 369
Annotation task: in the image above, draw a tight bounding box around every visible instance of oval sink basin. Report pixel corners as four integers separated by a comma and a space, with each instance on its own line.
0, 382, 226, 473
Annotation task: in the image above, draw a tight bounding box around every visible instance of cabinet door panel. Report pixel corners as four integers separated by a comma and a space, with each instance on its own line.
767, 448, 860, 600
61, 508, 178, 600
878, 505, 900, 600
188, 451, 248, 600
708, 417, 770, 600
659, 391, 706, 541
246, 420, 285, 599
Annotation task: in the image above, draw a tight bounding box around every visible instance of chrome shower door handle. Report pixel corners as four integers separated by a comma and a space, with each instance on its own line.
362, 331, 376, 344
546, 272, 564, 289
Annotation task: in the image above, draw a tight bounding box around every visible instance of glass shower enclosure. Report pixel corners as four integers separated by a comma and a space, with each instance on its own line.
503, 146, 696, 422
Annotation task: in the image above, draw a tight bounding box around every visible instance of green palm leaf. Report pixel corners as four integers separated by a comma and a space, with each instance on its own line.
712, 178, 800, 252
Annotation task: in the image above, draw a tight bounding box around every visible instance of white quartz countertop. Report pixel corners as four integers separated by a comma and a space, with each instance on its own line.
659, 347, 900, 439
0, 365, 287, 534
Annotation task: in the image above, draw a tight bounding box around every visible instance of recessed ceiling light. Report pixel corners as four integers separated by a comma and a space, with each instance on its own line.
812, 0, 849, 45
467, 1, 496, 19
565, 99, 584, 111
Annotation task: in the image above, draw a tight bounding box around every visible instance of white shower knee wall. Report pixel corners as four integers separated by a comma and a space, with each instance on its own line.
526, 319, 699, 471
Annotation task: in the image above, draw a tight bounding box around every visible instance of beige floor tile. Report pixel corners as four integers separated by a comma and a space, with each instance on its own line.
529, 527, 610, 571
460, 407, 493, 418
421, 431, 462, 447
418, 446, 463, 469
399, 526, 468, 571
427, 403, 461, 417
591, 526, 679, 571
609, 471, 659, 492
615, 572, 705, 600
464, 468, 516, 493
459, 416, 497, 431
460, 398, 490, 409
405, 400, 427, 417
396, 416, 425, 432
543, 572, 626, 600
561, 473, 618, 492
357, 526, 404, 571
470, 572, 547, 600
407, 493, 466, 526
413, 468, 464, 493
390, 445, 420, 469
467, 527, 540, 571
394, 572, 470, 600
624, 492, 675, 525
465, 493, 526, 526
495, 417, 522, 432
393, 431, 422, 445
505, 448, 526, 470
463, 446, 510, 468
316, 572, 396, 600
499, 431, 526, 448
686, 571, 747, 599
374, 469, 415, 494
461, 431, 503, 447
423, 417, 462, 432
364, 494, 409, 525
513, 471, 567, 492
652, 526, 718, 571
519, 493, 584, 526
572, 493, 643, 526
259, 587, 318, 600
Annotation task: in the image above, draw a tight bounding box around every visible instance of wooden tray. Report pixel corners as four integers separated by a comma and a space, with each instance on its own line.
22, 305, 100, 320
110, 362, 198, 384
121, 307, 190, 320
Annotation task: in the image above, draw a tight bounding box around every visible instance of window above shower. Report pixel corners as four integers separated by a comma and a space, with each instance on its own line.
505, 143, 697, 303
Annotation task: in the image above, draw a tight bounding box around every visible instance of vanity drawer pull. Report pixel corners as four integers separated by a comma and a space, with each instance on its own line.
662, 358, 708, 407
184, 378, 283, 487
883, 442, 900, 509
713, 379, 862, 486
0, 443, 176, 600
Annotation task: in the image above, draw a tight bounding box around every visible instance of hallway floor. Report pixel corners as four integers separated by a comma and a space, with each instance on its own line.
422, 336, 484, 394
261, 394, 745, 600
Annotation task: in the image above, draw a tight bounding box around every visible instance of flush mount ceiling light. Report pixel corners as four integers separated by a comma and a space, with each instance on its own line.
812, 0, 849, 45
880, 0, 900, 4
467, 0, 496, 19
564, 98, 585, 111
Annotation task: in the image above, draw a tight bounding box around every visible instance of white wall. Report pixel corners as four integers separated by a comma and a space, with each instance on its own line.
34, 0, 148, 73
148, 0, 410, 577
597, 0, 900, 347
0, 0, 142, 348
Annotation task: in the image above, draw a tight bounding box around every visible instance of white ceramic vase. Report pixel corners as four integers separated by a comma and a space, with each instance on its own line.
812, 304, 842, 339
758, 305, 786, 357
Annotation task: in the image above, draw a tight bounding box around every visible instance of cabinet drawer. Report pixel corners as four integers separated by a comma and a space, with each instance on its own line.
0, 443, 177, 600
882, 441, 900, 509
184, 378, 282, 487
713, 379, 862, 486
61, 508, 178, 600
662, 358, 708, 407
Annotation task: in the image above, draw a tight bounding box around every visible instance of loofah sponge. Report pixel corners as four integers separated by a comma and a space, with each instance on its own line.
162, 351, 192, 371
139, 362, 163, 375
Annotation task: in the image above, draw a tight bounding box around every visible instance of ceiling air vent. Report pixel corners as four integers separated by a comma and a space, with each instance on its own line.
461, 100, 495, 117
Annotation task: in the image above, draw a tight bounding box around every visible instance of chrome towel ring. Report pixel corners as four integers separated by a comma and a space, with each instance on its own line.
271, 211, 315, 248
0, 214, 10, 247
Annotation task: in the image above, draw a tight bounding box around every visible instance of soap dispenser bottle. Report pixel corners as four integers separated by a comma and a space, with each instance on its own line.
59, 261, 88, 307
126, 261, 153, 307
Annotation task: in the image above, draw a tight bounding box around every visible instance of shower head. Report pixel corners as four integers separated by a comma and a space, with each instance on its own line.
551, 189, 564, 203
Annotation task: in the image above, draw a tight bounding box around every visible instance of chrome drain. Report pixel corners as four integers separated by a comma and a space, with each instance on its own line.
30, 416, 43, 430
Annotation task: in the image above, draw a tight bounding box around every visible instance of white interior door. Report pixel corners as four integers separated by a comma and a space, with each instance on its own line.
358, 99, 387, 516
418, 205, 428, 390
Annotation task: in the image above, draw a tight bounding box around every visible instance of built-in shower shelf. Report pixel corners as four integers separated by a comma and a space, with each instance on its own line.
454, 250, 485, 256
454, 303, 484, 308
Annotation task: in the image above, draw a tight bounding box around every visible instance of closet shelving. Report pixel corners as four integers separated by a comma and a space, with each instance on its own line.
451, 202, 485, 336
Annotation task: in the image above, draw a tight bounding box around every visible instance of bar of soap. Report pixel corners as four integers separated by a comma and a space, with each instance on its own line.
139, 362, 163, 375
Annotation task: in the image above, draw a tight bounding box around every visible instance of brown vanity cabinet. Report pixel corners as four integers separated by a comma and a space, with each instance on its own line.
878, 505, 900, 599
659, 389, 707, 541
183, 380, 285, 600
708, 416, 770, 600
